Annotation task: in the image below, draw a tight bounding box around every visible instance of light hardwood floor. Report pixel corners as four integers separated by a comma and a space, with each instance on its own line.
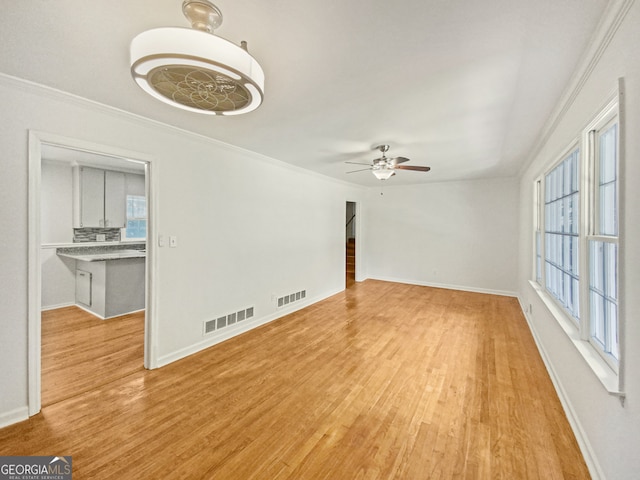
1, 280, 589, 479
41, 306, 144, 406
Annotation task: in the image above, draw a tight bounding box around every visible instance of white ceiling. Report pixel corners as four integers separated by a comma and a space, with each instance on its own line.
1, 0, 609, 185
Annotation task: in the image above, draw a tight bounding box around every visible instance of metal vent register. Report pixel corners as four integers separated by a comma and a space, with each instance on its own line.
204, 306, 254, 335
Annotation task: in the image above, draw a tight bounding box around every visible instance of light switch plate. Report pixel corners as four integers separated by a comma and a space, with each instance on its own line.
169, 236, 178, 248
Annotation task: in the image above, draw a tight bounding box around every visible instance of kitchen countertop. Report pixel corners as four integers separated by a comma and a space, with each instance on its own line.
56, 244, 145, 262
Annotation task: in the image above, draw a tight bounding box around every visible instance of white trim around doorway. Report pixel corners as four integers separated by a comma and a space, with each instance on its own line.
27, 130, 159, 416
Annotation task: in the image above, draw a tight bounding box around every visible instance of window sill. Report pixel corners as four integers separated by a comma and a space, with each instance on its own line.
528, 280, 624, 398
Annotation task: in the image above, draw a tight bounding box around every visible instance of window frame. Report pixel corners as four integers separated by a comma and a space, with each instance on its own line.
532, 91, 623, 394
538, 143, 581, 323
583, 101, 620, 372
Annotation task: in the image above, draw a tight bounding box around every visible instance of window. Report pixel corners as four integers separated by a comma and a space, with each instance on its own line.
534, 180, 542, 284
587, 116, 619, 366
544, 148, 580, 320
533, 95, 621, 388
125, 194, 147, 239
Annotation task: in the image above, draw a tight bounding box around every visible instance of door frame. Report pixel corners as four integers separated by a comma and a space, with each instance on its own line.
27, 130, 159, 416
345, 200, 363, 283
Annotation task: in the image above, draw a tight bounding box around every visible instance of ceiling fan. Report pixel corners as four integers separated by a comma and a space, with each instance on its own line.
346, 145, 431, 180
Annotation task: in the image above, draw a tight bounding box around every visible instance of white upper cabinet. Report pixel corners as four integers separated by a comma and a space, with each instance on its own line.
104, 170, 125, 227
73, 167, 126, 228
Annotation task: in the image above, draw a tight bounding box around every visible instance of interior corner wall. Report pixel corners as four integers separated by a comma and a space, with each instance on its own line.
516, 2, 640, 479
363, 177, 519, 296
0, 76, 363, 425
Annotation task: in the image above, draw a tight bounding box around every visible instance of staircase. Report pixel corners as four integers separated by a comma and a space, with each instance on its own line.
346, 238, 356, 281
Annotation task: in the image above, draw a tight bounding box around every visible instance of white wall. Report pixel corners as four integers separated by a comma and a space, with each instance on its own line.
364, 178, 519, 295
40, 161, 76, 309
0, 75, 364, 426
516, 2, 640, 479
41, 160, 73, 244
41, 248, 76, 309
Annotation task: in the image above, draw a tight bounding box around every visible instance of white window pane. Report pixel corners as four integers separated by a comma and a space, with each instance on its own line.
544, 204, 550, 231
569, 193, 578, 234
590, 241, 604, 292
573, 193, 579, 234
599, 124, 617, 184
550, 169, 557, 201
571, 236, 579, 276
555, 166, 564, 200
544, 177, 551, 203
557, 268, 565, 301
599, 182, 617, 235
606, 243, 618, 300
563, 158, 571, 195
563, 274, 571, 307
609, 301, 619, 359
536, 232, 542, 282
572, 278, 580, 318
563, 197, 570, 233
590, 291, 605, 346
571, 151, 580, 192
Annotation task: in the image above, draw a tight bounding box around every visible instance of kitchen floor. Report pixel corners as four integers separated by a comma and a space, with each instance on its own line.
41, 306, 144, 407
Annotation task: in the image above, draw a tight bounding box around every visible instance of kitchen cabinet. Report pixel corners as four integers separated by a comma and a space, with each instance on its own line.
75, 257, 145, 319
75, 269, 92, 306
73, 167, 126, 228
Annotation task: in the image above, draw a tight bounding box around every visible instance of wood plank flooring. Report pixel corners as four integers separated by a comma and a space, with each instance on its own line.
1, 281, 590, 479
41, 306, 144, 406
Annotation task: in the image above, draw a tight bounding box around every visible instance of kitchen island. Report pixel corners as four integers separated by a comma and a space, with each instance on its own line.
57, 245, 145, 319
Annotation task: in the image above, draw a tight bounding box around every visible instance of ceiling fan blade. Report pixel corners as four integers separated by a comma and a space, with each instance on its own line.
345, 161, 374, 166
346, 167, 373, 174
393, 165, 431, 172
389, 156, 410, 165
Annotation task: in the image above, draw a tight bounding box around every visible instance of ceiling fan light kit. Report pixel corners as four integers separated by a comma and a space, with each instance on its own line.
372, 167, 395, 180
345, 144, 431, 180
130, 0, 265, 115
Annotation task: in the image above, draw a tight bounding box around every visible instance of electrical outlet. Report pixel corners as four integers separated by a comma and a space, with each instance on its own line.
96, 234, 106, 242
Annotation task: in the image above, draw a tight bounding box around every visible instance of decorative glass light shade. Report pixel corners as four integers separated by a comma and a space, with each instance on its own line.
372, 167, 395, 180
130, 1, 264, 116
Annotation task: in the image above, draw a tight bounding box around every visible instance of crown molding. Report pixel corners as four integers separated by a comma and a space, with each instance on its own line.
518, 0, 635, 178
0, 72, 365, 191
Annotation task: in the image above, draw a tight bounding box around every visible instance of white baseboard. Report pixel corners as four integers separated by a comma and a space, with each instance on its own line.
157, 288, 343, 368
516, 296, 605, 480
0, 406, 29, 430
368, 275, 517, 297
41, 302, 75, 311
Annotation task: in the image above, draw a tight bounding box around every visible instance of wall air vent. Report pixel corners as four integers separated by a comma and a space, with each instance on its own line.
204, 318, 217, 334
276, 290, 306, 309
203, 306, 255, 335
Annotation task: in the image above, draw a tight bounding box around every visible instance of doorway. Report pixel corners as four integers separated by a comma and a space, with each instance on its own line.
346, 201, 357, 286
28, 131, 157, 415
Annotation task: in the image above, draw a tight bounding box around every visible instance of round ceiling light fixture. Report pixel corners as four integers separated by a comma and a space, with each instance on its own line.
130, 0, 265, 115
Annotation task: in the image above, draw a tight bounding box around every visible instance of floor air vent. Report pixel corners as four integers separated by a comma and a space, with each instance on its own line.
277, 290, 306, 308
204, 306, 254, 335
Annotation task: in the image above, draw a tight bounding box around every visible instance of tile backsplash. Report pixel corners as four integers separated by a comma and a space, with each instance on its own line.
73, 228, 121, 243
